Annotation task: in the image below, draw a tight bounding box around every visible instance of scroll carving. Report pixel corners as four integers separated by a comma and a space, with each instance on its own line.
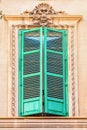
21, 3, 67, 26
0, 11, 4, 19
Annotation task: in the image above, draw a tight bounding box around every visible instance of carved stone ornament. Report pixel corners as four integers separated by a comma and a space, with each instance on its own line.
0, 11, 4, 19
21, 3, 66, 26
30, 3, 57, 15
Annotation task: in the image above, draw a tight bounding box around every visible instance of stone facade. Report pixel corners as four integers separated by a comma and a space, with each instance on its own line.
0, 0, 87, 120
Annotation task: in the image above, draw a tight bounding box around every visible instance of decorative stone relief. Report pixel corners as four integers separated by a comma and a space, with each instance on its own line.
0, 11, 4, 19
22, 3, 66, 15
10, 23, 76, 117
21, 3, 67, 26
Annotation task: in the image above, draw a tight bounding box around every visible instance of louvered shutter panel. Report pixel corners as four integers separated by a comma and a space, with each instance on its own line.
44, 27, 68, 116
18, 28, 43, 116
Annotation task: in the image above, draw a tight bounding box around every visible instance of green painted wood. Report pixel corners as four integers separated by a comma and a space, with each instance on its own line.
18, 30, 22, 116
18, 28, 43, 116
44, 27, 68, 116
18, 27, 68, 116
24, 49, 40, 55
47, 49, 63, 55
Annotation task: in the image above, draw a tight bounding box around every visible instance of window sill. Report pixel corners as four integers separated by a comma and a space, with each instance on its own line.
0, 117, 87, 128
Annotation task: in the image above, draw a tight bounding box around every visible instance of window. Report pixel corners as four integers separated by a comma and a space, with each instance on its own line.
18, 27, 68, 116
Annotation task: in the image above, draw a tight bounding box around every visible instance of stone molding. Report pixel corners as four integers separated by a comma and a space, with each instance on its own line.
10, 24, 77, 117
4, 15, 82, 22
4, 3, 82, 22
0, 117, 87, 128
0, 11, 4, 19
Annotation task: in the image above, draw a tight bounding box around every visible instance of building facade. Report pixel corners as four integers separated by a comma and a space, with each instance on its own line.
0, 0, 87, 129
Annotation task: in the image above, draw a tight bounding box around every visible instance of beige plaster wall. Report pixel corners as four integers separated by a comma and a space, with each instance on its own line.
0, 19, 8, 117
0, 0, 87, 117
78, 21, 87, 116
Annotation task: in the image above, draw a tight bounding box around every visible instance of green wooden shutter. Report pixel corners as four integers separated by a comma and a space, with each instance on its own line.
18, 28, 43, 116
44, 27, 68, 116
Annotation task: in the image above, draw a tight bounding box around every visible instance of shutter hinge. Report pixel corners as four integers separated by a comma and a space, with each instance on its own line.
42, 90, 44, 106
64, 31, 68, 36
64, 56, 67, 60
43, 90, 44, 95
43, 101, 44, 106
64, 53, 68, 60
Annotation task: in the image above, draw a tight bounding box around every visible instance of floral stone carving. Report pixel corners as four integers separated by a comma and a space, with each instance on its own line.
21, 3, 66, 26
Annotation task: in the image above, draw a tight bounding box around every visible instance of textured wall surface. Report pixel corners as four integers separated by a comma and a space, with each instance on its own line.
0, 0, 87, 117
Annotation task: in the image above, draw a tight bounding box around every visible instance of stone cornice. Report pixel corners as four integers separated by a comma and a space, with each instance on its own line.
0, 117, 87, 128
4, 3, 82, 24
4, 14, 82, 22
